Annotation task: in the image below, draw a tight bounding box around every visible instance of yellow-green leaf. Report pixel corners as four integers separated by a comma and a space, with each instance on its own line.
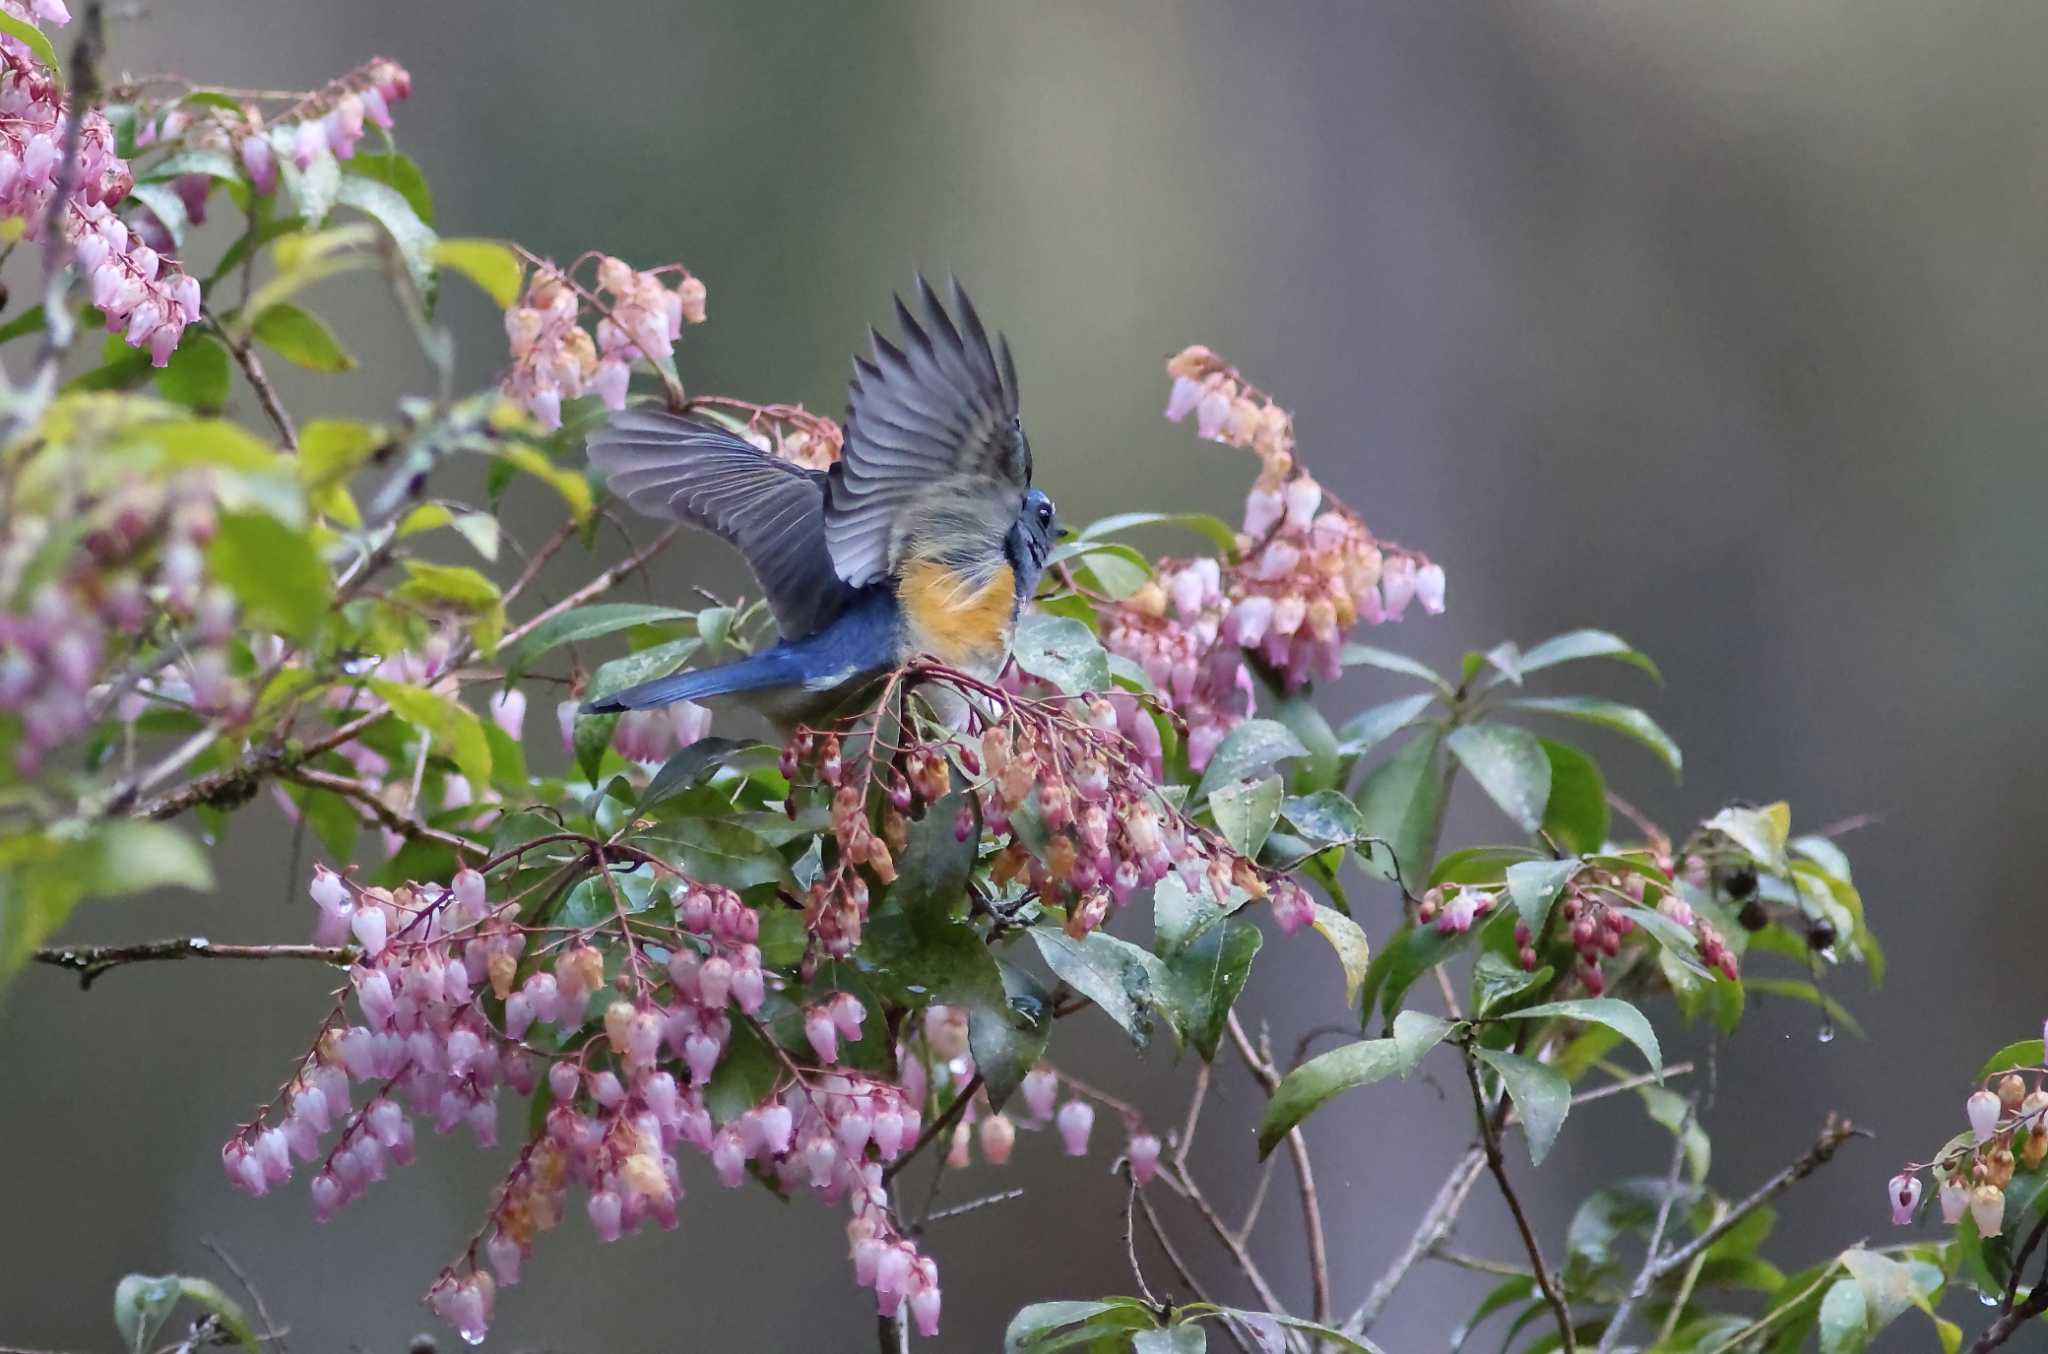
1309, 901, 1372, 1005
433, 238, 524, 307
253, 302, 356, 372
368, 679, 492, 788
207, 510, 330, 641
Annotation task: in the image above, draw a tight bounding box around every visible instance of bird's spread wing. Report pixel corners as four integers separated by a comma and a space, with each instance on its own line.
825, 277, 1030, 588
586, 411, 855, 637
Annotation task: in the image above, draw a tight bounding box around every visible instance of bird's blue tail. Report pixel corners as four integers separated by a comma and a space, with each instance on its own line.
583, 649, 806, 713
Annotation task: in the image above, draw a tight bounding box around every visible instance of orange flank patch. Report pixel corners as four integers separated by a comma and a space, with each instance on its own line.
900, 559, 1015, 670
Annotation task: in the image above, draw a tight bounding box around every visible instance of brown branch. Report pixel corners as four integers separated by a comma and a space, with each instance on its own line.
1133, 1188, 1256, 1354
33, 937, 352, 988
1125, 1174, 1161, 1310
201, 1237, 286, 1354
1156, 1154, 1290, 1319
127, 709, 384, 821
281, 766, 482, 863
1598, 1094, 1696, 1352
1464, 1046, 1575, 1353
1226, 1012, 1331, 1326
212, 316, 297, 449
1644, 1113, 1867, 1283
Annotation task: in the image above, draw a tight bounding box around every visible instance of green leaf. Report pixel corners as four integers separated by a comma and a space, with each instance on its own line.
1509, 629, 1662, 684
1392, 1008, 1455, 1068
1336, 691, 1436, 758
1216, 1311, 1386, 1354
1474, 1046, 1570, 1165
1280, 790, 1365, 848
1340, 642, 1450, 691
346, 151, 435, 224
1309, 902, 1372, 1006
633, 817, 788, 892
0, 302, 46, 345
1010, 612, 1110, 695
1154, 910, 1262, 1062
638, 737, 755, 811
336, 172, 438, 296
1705, 802, 1792, 873
1639, 1084, 1709, 1183
1194, 719, 1309, 802
1471, 950, 1550, 1019
1077, 509, 1238, 554
84, 821, 215, 896
152, 331, 231, 410
1621, 905, 1716, 981
1449, 1276, 1537, 1352
0, 13, 60, 84
1132, 1325, 1205, 1352
1818, 1276, 1870, 1354
703, 1018, 779, 1122
432, 238, 522, 306
894, 791, 979, 927
1506, 859, 1578, 935
368, 679, 492, 788
498, 603, 698, 684
1357, 916, 1471, 1026
1446, 723, 1551, 834
1004, 1299, 1155, 1353
207, 510, 328, 641
1210, 774, 1283, 857
1354, 731, 1446, 888
127, 180, 191, 248
1839, 1246, 1927, 1331
253, 302, 355, 372
1978, 1039, 2046, 1082
113, 1274, 181, 1354
1505, 696, 1682, 777
1258, 1036, 1409, 1158
171, 1278, 259, 1352
587, 637, 704, 705
1030, 926, 1160, 1048
1538, 738, 1607, 855
1507, 998, 1661, 1078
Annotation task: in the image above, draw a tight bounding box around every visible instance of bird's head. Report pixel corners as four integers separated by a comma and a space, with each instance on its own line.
1007, 486, 1060, 594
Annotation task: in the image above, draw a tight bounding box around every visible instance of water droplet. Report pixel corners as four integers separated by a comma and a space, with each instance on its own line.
461, 1329, 487, 1346
1981, 1290, 2000, 1307
1817, 1020, 1836, 1044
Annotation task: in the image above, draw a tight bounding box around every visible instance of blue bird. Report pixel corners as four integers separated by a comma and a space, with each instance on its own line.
581, 278, 1057, 725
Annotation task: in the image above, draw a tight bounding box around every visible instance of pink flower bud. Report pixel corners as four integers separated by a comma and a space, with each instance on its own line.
1129, 1132, 1162, 1185
756, 1103, 794, 1156
910, 1282, 942, 1338
1888, 1172, 1922, 1225
310, 1169, 342, 1219
1021, 1066, 1059, 1122
587, 1188, 624, 1242
803, 1133, 838, 1187
872, 1109, 906, 1160
556, 699, 578, 754
486, 687, 525, 742
698, 955, 732, 1009
238, 134, 276, 194
684, 1033, 721, 1086
1056, 1099, 1095, 1156
349, 903, 386, 956
806, 1006, 840, 1064
486, 1233, 523, 1287
547, 1059, 580, 1104
310, 865, 349, 913
1164, 375, 1204, 423
1940, 1176, 1969, 1224
1414, 562, 1446, 615
730, 960, 766, 1014
1969, 1089, 2003, 1143
832, 992, 866, 1041
712, 1129, 747, 1187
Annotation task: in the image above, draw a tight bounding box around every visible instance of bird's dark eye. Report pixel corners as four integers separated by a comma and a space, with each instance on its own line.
1036, 499, 1054, 528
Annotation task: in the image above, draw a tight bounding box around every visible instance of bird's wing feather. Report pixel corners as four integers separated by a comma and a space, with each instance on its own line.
825, 277, 1030, 588
586, 411, 854, 637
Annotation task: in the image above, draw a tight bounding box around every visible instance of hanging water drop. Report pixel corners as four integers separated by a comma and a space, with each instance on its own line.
1816, 1019, 1836, 1044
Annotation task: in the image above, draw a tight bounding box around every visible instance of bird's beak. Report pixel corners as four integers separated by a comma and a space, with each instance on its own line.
1055, 526, 1073, 540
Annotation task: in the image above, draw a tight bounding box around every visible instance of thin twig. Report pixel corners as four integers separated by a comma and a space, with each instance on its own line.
214, 318, 297, 449
498, 524, 680, 650
1156, 1155, 1291, 1319
33, 937, 352, 989
1653, 1199, 1724, 1347
1342, 1146, 1486, 1335
1599, 1094, 1696, 1352
1125, 1174, 1160, 1309
201, 1238, 285, 1354
1134, 1187, 1254, 1354
282, 766, 482, 862
1645, 1114, 1867, 1283
1463, 1046, 1575, 1353
923, 1188, 1024, 1224
1570, 1061, 1694, 1107
1428, 1246, 1533, 1279
1226, 1012, 1331, 1326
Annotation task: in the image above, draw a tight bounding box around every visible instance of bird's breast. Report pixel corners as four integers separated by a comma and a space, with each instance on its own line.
898, 559, 1017, 675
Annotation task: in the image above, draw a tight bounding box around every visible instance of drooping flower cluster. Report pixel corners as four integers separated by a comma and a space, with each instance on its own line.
784, 672, 1313, 959
132, 57, 411, 213
1100, 347, 1445, 767
692, 396, 846, 472
1, 472, 245, 773
503, 254, 706, 429
0, 26, 204, 365
1887, 1046, 2048, 1238
555, 693, 713, 768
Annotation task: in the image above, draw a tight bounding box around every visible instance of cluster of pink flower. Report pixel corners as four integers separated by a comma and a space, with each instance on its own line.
1421, 861, 1738, 995
0, 473, 242, 773
1889, 1053, 2048, 1236
502, 255, 706, 429
0, 30, 204, 366
223, 868, 530, 1221
1102, 347, 1445, 768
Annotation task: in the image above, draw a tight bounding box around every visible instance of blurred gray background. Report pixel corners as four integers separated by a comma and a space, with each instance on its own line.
6, 2, 2044, 1350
